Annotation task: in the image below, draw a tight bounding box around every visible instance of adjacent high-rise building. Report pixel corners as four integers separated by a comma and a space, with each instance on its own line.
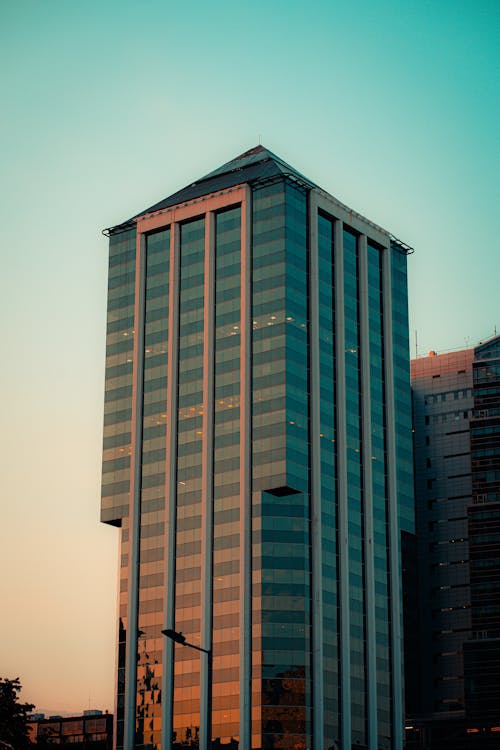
101, 146, 414, 750
411, 347, 475, 722
409, 335, 500, 748
465, 335, 500, 721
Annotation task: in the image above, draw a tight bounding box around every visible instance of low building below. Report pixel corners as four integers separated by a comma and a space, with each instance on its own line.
28, 711, 112, 749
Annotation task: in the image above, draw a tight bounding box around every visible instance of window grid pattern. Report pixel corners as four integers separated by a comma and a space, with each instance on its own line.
212, 206, 242, 742
252, 182, 312, 750
391, 247, 414, 537
172, 218, 205, 747
391, 246, 413, 741
135, 228, 170, 749
343, 229, 366, 745
367, 242, 391, 745
101, 227, 136, 750
251, 181, 287, 749
317, 213, 339, 747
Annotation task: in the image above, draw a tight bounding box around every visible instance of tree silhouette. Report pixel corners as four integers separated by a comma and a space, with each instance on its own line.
0, 677, 34, 750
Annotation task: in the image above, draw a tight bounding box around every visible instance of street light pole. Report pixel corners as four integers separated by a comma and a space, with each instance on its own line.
162, 629, 212, 750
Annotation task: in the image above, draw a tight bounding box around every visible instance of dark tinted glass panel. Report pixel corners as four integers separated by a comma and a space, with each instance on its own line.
318, 213, 339, 745
368, 242, 391, 745
173, 218, 205, 746
212, 206, 242, 743
343, 228, 366, 746
136, 227, 170, 750
102, 227, 136, 749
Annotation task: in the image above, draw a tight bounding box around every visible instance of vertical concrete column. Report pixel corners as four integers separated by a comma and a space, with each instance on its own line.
358, 235, 378, 748
333, 219, 351, 750
308, 191, 324, 750
239, 187, 252, 750
161, 223, 180, 750
382, 245, 403, 750
200, 212, 215, 750
124, 232, 147, 750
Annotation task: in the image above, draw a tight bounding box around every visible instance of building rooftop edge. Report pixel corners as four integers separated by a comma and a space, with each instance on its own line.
411, 332, 500, 362
102, 146, 413, 252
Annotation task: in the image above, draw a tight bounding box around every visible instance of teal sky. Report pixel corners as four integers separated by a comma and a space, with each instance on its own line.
1, 0, 498, 714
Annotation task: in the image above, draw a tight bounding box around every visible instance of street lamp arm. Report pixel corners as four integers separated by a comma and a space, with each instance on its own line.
161, 628, 211, 655
183, 641, 210, 655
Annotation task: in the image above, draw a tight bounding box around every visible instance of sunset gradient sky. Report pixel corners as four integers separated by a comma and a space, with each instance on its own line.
0, 0, 498, 714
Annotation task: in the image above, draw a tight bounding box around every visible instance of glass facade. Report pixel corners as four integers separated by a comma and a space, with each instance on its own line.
136, 227, 170, 749
172, 217, 205, 747
212, 206, 242, 742
343, 228, 365, 746
101, 226, 136, 749
367, 243, 391, 746
102, 148, 413, 750
251, 182, 311, 750
391, 246, 414, 539
317, 214, 339, 747
31, 713, 113, 750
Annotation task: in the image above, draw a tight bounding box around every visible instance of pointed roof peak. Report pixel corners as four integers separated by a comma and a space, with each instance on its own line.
201, 144, 309, 183
238, 144, 268, 157
117, 145, 315, 227
200, 144, 273, 180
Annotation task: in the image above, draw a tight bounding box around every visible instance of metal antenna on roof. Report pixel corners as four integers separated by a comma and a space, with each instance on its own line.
258, 134, 261, 144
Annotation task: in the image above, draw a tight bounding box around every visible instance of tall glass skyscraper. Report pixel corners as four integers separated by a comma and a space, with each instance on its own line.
101, 146, 414, 750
